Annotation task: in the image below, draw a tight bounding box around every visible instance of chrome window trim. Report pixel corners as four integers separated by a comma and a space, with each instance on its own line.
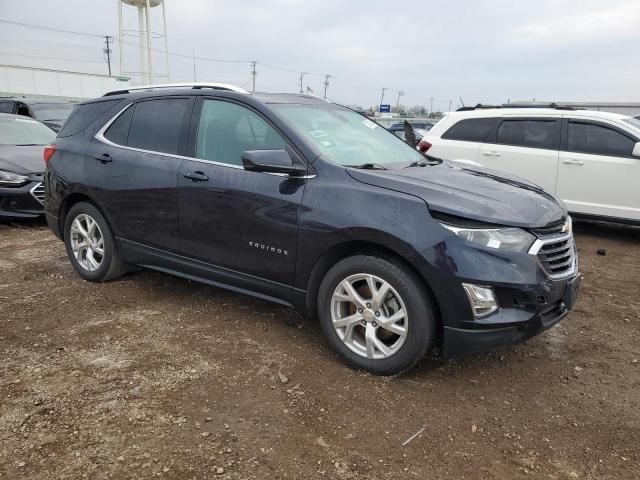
94, 102, 315, 179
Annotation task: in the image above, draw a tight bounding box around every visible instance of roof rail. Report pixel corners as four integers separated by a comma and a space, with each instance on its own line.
103, 82, 250, 97
456, 103, 577, 112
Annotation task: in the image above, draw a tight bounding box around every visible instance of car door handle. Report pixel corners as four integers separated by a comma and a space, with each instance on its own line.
94, 153, 112, 164
562, 159, 584, 165
183, 171, 209, 182
481, 150, 501, 157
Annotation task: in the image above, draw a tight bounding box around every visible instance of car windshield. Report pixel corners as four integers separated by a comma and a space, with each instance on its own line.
623, 117, 640, 130
272, 104, 426, 168
31, 103, 74, 121
0, 116, 56, 145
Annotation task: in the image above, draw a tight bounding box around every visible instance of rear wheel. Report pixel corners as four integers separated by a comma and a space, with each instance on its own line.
63, 202, 128, 282
317, 255, 436, 375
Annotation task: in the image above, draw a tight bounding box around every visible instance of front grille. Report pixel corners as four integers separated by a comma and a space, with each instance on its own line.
530, 233, 577, 279
30, 182, 45, 206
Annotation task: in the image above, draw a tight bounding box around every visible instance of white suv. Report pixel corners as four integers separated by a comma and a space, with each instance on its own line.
421, 106, 640, 223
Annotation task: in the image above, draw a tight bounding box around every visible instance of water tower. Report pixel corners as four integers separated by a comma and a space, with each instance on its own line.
118, 0, 170, 84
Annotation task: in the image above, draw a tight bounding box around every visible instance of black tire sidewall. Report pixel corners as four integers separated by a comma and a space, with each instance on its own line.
63, 202, 116, 282
317, 255, 435, 375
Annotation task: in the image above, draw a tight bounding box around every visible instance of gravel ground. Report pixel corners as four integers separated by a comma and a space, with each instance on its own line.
0, 220, 639, 479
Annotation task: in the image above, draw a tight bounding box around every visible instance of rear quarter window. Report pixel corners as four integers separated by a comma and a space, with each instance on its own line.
57, 99, 122, 138
442, 117, 497, 142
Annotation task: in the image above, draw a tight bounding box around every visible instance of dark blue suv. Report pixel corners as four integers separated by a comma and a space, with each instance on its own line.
44, 83, 581, 375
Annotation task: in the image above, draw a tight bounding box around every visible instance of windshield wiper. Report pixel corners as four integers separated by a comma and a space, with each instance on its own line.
345, 163, 388, 170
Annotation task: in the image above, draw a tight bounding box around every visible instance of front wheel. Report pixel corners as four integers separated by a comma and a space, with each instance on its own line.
317, 255, 437, 375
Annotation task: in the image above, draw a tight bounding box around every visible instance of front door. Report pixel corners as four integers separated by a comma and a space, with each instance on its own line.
178, 98, 307, 302
557, 118, 640, 220
90, 96, 194, 252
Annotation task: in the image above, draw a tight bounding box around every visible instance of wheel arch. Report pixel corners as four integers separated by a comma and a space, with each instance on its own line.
58, 192, 115, 240
303, 239, 443, 333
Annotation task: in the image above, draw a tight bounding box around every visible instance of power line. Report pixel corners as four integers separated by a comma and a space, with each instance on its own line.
0, 18, 106, 38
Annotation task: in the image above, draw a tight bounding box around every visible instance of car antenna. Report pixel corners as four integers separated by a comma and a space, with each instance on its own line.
459, 97, 465, 107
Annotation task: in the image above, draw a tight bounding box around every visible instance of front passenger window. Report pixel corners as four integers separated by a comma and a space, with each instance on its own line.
196, 100, 286, 166
567, 122, 635, 157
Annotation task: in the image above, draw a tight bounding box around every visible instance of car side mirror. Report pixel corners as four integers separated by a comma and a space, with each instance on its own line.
242, 149, 306, 176
633, 142, 640, 158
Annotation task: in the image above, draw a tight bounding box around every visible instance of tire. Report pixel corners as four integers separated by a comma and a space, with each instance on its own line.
317, 255, 437, 375
63, 201, 128, 282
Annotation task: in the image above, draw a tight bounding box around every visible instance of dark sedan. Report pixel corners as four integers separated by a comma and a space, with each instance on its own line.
0, 113, 55, 219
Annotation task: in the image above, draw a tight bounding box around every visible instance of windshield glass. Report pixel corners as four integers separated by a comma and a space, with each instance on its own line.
272, 104, 426, 167
31, 103, 74, 121
623, 117, 640, 130
0, 117, 56, 145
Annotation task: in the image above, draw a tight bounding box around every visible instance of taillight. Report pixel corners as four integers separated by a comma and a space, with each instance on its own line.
44, 144, 57, 166
418, 140, 432, 153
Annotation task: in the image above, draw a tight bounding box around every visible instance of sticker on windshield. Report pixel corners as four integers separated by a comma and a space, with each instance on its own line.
362, 119, 377, 130
319, 139, 335, 148
14, 118, 39, 124
309, 130, 328, 139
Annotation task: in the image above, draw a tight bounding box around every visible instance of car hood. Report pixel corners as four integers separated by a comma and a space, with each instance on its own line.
347, 161, 566, 228
0, 145, 46, 174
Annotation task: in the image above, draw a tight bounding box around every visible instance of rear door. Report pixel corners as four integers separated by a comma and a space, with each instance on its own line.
557, 118, 640, 220
478, 116, 560, 193
177, 97, 307, 302
91, 96, 194, 252
428, 117, 497, 162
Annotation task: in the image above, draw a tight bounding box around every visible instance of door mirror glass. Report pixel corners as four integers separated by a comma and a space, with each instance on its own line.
242, 149, 305, 176
633, 142, 640, 158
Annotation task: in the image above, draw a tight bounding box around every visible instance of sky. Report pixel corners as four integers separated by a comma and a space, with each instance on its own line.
0, 0, 639, 110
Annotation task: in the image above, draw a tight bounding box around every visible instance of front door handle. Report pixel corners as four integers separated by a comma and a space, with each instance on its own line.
562, 159, 584, 165
481, 150, 501, 157
94, 153, 112, 164
183, 171, 209, 182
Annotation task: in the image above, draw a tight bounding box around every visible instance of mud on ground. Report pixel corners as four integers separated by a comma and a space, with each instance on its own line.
0, 220, 639, 479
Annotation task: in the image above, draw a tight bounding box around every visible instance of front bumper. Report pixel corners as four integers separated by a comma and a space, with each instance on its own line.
418, 234, 581, 358
0, 178, 45, 219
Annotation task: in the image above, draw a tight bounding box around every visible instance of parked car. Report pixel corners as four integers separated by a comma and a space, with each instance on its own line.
420, 105, 640, 223
391, 126, 429, 146
0, 97, 75, 132
388, 120, 434, 142
44, 83, 580, 375
0, 113, 55, 219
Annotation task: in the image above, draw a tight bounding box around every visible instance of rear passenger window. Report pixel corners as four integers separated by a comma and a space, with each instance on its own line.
0, 102, 14, 113
127, 98, 191, 155
104, 105, 134, 145
567, 122, 635, 157
442, 118, 496, 142
195, 99, 285, 166
497, 119, 557, 149
58, 99, 121, 137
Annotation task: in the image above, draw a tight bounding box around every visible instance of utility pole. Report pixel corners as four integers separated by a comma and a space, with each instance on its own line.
192, 48, 197, 81
103, 35, 112, 76
323, 74, 331, 99
380, 87, 388, 109
448, 99, 452, 113
250, 61, 257, 93
430, 97, 434, 116
299, 72, 308, 94
396, 91, 404, 109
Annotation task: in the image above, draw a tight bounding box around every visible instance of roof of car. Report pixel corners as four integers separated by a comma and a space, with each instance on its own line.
446, 107, 633, 121
0, 96, 74, 105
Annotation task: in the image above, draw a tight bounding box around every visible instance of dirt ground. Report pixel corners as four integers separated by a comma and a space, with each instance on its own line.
0, 220, 639, 480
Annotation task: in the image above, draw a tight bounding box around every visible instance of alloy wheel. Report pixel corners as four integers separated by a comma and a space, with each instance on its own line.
330, 273, 408, 359
69, 213, 104, 272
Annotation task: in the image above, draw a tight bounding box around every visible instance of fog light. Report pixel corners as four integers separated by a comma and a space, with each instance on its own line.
462, 283, 498, 318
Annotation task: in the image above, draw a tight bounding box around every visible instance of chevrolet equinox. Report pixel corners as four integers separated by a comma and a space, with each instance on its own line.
44, 83, 581, 375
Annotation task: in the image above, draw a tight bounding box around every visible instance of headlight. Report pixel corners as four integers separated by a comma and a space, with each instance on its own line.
440, 223, 535, 252
0, 170, 29, 187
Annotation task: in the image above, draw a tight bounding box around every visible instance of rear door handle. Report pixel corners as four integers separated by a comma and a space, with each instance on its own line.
183, 171, 209, 182
562, 159, 584, 165
481, 150, 501, 157
94, 153, 112, 164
